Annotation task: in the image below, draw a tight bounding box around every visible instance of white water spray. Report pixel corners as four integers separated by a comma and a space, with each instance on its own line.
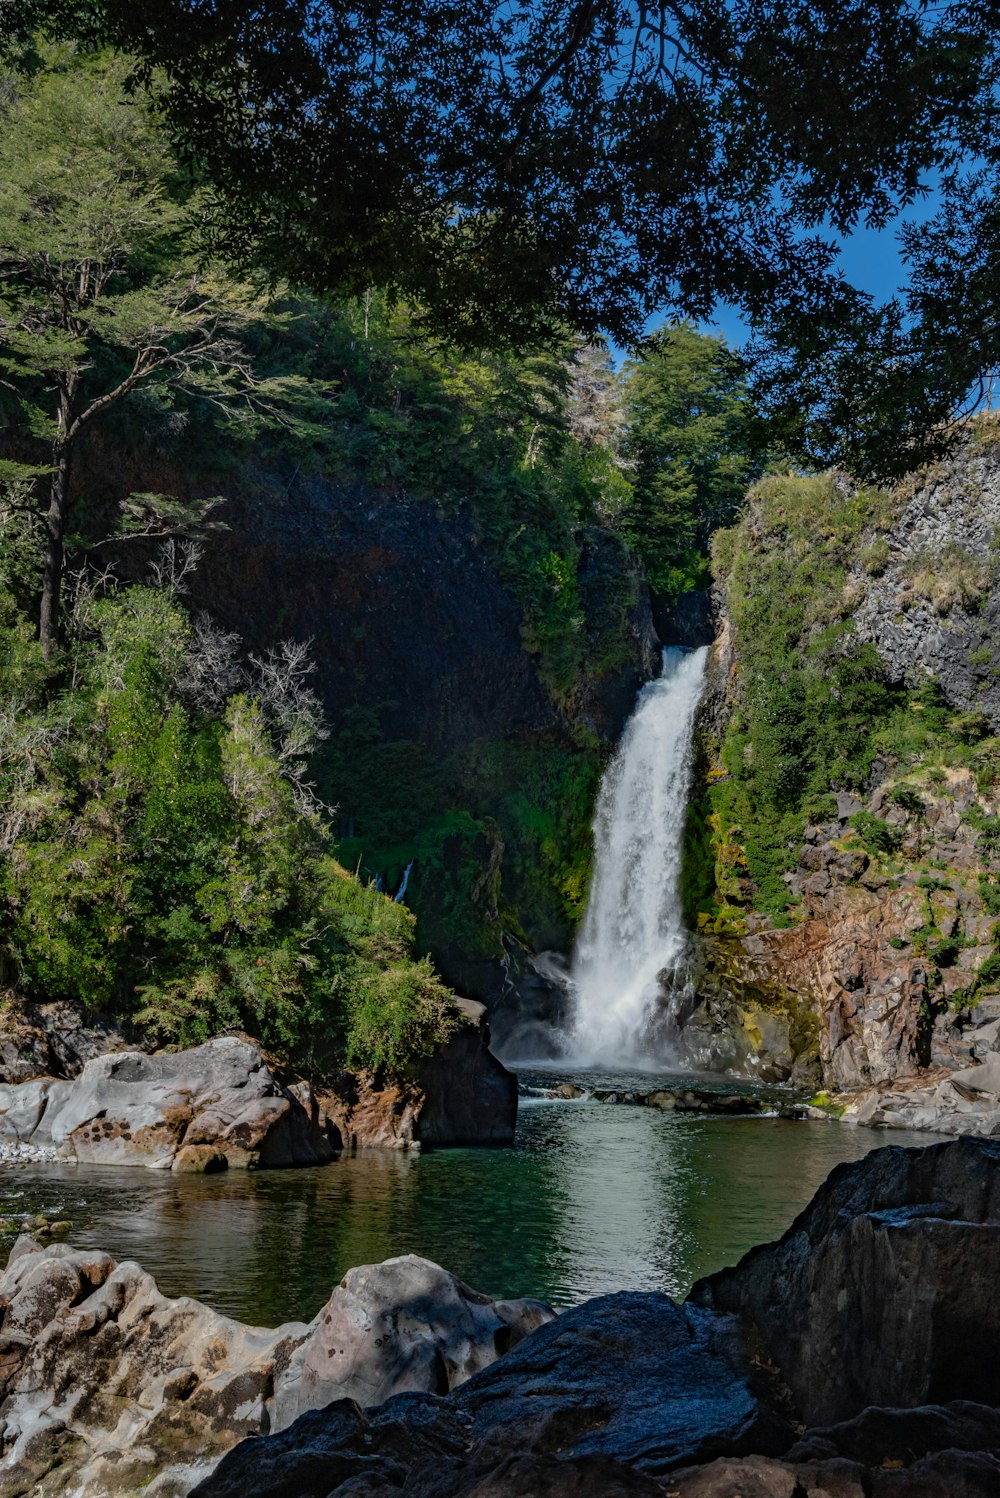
569, 645, 709, 1065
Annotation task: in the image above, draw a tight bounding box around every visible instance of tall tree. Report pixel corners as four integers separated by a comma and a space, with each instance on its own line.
0, 50, 257, 654
1, 0, 995, 373
620, 323, 762, 601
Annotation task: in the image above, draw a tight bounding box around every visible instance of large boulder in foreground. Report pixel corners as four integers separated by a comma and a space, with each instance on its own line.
196, 1136, 1000, 1498
0, 1242, 551, 1497
0, 1036, 335, 1170
690, 1135, 1000, 1424
320, 1000, 518, 1151
195, 1295, 789, 1498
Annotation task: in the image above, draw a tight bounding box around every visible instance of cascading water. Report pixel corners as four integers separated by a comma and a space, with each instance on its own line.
569, 645, 709, 1065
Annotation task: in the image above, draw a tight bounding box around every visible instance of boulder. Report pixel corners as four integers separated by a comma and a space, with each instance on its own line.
320, 1001, 517, 1150
194, 1137, 1000, 1498
690, 1136, 1000, 1424
0, 1037, 336, 1170
196, 1294, 790, 1497
0, 1241, 551, 1496
270, 1255, 552, 1432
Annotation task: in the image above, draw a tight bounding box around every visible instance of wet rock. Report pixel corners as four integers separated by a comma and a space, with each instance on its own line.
0, 1242, 551, 1496
320, 1000, 517, 1150
0, 1036, 336, 1171
196, 1294, 790, 1497
690, 1136, 1000, 1425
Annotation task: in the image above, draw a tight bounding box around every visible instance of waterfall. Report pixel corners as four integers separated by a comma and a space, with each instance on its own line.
569, 645, 709, 1065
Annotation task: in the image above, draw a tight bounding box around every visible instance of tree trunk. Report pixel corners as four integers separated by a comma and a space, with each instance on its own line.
39, 443, 71, 659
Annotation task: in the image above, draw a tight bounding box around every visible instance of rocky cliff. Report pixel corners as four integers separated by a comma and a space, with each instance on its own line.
113, 464, 659, 1007
680, 421, 1000, 1128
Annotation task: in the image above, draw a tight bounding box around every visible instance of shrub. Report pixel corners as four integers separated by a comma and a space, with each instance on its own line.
849, 811, 902, 855
344, 958, 462, 1073
0, 584, 463, 1074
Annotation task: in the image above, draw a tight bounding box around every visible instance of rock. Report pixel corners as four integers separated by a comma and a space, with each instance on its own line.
196, 1294, 790, 1497
549, 1082, 586, 1099
320, 1001, 517, 1150
690, 1136, 1000, 1425
0, 1036, 336, 1171
414, 1000, 518, 1146
13, 1137, 1000, 1498
196, 1137, 1000, 1498
0, 1240, 551, 1496
271, 1255, 551, 1432
952, 1052, 1000, 1097
668, 1454, 867, 1496
836, 792, 863, 822
0, 996, 136, 1086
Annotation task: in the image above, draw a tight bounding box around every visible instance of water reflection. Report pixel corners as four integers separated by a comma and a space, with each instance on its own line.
0, 1096, 944, 1326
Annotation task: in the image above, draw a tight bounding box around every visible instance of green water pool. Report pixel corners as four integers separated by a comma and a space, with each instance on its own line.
0, 1069, 944, 1326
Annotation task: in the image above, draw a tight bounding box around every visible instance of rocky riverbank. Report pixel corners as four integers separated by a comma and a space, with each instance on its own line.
0, 1004, 518, 1168
2, 1135, 998, 1496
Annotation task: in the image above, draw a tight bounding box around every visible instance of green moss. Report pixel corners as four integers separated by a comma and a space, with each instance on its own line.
684, 473, 987, 922
319, 718, 605, 968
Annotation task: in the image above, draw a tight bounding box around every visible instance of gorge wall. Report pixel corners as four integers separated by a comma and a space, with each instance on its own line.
678, 419, 1000, 1119
107, 459, 660, 1008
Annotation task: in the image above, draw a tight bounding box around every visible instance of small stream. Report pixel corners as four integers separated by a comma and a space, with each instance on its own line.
0, 1071, 943, 1326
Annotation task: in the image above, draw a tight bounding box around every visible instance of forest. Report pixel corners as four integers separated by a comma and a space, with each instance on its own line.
0, 46, 759, 1069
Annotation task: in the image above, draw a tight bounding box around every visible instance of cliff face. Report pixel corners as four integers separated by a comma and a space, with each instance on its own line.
681, 423, 1000, 1113
158, 466, 659, 1000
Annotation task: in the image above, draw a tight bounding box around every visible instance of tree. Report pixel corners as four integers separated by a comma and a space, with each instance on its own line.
0, 50, 259, 654
751, 185, 1000, 479
1, 0, 995, 377
620, 323, 762, 601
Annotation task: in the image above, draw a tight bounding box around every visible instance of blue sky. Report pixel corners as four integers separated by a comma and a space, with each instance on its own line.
703, 206, 929, 349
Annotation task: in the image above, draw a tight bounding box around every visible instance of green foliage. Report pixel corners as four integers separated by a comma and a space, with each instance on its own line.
343, 958, 460, 1074
979, 876, 1000, 916
888, 785, 925, 816
0, 48, 272, 649
685, 474, 956, 920
0, 581, 460, 1072
319, 717, 605, 970
850, 812, 902, 855
619, 323, 765, 605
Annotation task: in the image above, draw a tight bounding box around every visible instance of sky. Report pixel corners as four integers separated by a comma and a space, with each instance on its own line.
703, 202, 934, 350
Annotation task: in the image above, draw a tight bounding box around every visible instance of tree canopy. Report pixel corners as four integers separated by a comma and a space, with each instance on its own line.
621, 324, 763, 600
2, 1, 997, 424
0, 51, 268, 653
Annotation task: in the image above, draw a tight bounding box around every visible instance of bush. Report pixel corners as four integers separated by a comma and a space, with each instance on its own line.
0, 583, 462, 1074
344, 958, 462, 1073
888, 785, 925, 816
850, 811, 902, 855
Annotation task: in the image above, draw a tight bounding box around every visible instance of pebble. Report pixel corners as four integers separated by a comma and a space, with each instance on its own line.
0, 1142, 58, 1164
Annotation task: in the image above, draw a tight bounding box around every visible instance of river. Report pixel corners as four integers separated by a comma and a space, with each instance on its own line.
0, 1067, 943, 1326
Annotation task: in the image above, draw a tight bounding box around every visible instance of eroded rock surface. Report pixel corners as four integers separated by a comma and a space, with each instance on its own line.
320, 1000, 517, 1150
690, 1135, 1000, 1424
0, 1242, 551, 1496
195, 1295, 789, 1498
0, 1037, 336, 1170
0, 996, 135, 1086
